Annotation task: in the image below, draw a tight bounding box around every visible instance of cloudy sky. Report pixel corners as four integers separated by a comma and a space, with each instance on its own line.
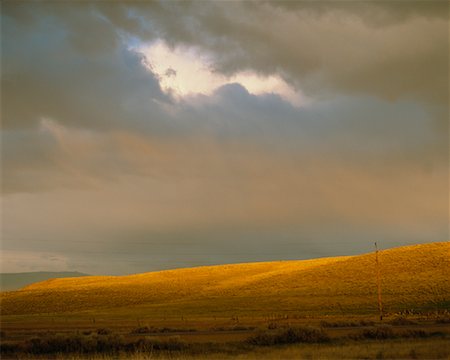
1, 1, 448, 275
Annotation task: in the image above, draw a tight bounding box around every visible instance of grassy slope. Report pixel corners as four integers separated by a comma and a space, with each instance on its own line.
1, 242, 448, 317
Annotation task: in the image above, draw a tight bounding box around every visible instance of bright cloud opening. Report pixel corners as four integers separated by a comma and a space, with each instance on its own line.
138, 40, 307, 106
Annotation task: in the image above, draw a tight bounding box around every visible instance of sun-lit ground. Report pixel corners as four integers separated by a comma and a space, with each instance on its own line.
2, 243, 450, 318
2, 242, 448, 317
1, 242, 449, 359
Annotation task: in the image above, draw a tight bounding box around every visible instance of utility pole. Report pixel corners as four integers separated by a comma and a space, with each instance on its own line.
375, 242, 383, 321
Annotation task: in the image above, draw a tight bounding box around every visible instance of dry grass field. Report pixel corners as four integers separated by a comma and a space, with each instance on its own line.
1, 242, 449, 318
32, 338, 450, 360
1, 242, 449, 359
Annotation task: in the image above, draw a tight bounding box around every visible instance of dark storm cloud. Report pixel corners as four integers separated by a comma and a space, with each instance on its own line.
269, 1, 448, 24
4, 0, 447, 114
1, 11, 168, 131
2, 0, 447, 133
90, 0, 448, 105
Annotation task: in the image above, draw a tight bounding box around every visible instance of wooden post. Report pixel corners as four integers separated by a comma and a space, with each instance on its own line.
375, 242, 383, 321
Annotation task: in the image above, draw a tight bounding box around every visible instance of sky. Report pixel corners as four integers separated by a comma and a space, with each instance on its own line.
1, 1, 448, 275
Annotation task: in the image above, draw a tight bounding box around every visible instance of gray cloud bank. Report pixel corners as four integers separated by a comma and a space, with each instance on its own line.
1, 1, 448, 274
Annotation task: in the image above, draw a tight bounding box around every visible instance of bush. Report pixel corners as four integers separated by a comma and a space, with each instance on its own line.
247, 326, 330, 346
320, 319, 376, 328
156, 336, 187, 351
401, 330, 445, 338
22, 333, 130, 355
389, 317, 417, 326
267, 322, 279, 330
0, 342, 21, 355
131, 336, 187, 351
213, 325, 255, 331
94, 334, 124, 352
400, 329, 427, 338
247, 331, 277, 346
130, 338, 155, 352
231, 325, 255, 331
25, 335, 108, 354
96, 328, 112, 335
131, 326, 153, 334
25, 335, 92, 354
350, 326, 444, 341
18, 332, 189, 355
320, 320, 358, 328
435, 317, 450, 324
352, 326, 395, 340
159, 327, 196, 333
359, 320, 375, 326
131, 326, 196, 334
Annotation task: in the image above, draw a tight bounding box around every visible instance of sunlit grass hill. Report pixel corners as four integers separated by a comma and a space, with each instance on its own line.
1, 242, 448, 318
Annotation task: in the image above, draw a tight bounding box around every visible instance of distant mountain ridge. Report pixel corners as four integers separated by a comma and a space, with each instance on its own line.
0, 271, 89, 291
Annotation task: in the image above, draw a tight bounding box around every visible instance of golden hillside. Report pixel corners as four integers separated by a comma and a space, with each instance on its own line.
1, 242, 449, 317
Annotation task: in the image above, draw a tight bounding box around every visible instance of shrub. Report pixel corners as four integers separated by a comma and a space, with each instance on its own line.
402, 330, 445, 338
352, 326, 395, 340
435, 317, 450, 324
156, 336, 187, 351
231, 325, 255, 331
131, 338, 155, 352
389, 317, 417, 326
25, 335, 95, 354
320, 320, 358, 328
159, 327, 196, 333
132, 336, 187, 351
131, 326, 196, 334
95, 334, 124, 352
0, 342, 21, 355
400, 329, 427, 338
247, 331, 277, 346
320, 319, 375, 328
3, 332, 190, 356
359, 320, 375, 326
213, 325, 254, 331
247, 326, 330, 346
23, 333, 129, 355
131, 326, 153, 334
349, 327, 445, 341
96, 328, 112, 335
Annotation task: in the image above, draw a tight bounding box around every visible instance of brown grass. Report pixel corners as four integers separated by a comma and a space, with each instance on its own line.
8, 337, 450, 359
1, 242, 449, 319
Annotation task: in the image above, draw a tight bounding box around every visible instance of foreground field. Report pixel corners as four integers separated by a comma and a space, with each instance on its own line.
1, 242, 449, 359
35, 338, 450, 360
1, 319, 449, 359
180, 338, 450, 360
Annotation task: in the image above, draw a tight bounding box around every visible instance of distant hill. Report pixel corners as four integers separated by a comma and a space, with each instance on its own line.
1, 242, 448, 317
0, 271, 89, 291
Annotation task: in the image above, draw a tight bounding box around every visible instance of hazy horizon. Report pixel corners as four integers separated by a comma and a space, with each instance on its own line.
1, 1, 448, 275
